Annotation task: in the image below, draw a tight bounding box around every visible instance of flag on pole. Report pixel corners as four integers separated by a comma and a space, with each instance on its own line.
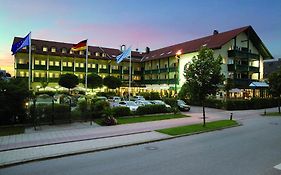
116, 47, 131, 64
71, 40, 87, 51
11, 32, 31, 55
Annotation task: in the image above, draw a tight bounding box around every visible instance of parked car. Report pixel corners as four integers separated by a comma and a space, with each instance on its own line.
117, 101, 139, 111
177, 100, 190, 111
108, 96, 121, 102
152, 100, 171, 108
135, 100, 152, 106
133, 96, 145, 101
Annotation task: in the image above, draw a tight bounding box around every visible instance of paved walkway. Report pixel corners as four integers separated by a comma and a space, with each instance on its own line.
0, 106, 278, 167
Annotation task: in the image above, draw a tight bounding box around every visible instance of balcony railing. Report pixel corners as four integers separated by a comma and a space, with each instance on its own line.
112, 69, 122, 74
144, 79, 178, 84
88, 68, 98, 73
34, 65, 47, 70
63, 67, 73, 72
228, 64, 259, 73
160, 68, 168, 73
228, 49, 259, 60
75, 67, 86, 72
16, 64, 29, 69
48, 78, 60, 82
169, 67, 178, 72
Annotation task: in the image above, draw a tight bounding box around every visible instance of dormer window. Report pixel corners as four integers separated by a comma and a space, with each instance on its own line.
62, 48, 67, 54
51, 47, 56, 53
95, 52, 100, 57
43, 47, 48, 52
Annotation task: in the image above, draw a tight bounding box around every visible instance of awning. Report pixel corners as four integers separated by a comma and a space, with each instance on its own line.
249, 82, 269, 88
229, 88, 243, 93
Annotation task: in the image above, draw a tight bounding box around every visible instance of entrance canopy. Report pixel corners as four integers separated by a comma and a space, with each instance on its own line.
249, 82, 269, 88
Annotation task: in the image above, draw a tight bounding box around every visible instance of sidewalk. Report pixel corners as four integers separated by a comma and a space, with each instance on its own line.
0, 106, 277, 167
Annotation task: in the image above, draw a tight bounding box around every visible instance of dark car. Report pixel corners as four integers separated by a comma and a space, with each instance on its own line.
177, 100, 190, 111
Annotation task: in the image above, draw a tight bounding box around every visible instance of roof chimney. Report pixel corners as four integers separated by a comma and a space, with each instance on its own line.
145, 47, 150, 54
213, 30, 219, 35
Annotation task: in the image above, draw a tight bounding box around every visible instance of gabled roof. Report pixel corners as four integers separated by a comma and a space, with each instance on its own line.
142, 26, 273, 61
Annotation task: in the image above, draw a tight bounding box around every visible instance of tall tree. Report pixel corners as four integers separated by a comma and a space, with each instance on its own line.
85, 73, 103, 91
268, 69, 281, 113
184, 47, 224, 126
103, 76, 122, 90
58, 73, 79, 92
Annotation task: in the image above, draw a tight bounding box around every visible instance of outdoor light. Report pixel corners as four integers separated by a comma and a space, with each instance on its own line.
176, 50, 182, 56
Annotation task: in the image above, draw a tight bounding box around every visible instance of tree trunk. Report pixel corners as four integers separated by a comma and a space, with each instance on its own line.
202, 101, 206, 127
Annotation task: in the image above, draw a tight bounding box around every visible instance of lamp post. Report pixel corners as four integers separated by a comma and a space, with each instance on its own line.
175, 50, 182, 95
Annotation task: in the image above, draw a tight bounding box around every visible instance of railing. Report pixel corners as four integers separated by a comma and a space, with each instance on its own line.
34, 65, 47, 70
99, 68, 109, 74
228, 49, 259, 60
49, 66, 61, 71
62, 67, 73, 72
75, 67, 86, 72
16, 64, 29, 69
228, 64, 259, 73
112, 69, 122, 74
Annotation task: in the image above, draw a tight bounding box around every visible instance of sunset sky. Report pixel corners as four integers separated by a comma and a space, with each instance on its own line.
1, 0, 281, 75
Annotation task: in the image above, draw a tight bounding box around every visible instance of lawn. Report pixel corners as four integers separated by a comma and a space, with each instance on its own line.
157, 120, 238, 136
0, 126, 25, 136
263, 112, 281, 117
95, 113, 189, 125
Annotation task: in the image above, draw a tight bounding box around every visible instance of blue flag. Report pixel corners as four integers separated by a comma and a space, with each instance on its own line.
11, 32, 31, 55
116, 47, 131, 64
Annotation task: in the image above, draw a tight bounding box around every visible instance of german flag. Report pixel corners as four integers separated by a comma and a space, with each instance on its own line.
71, 40, 87, 51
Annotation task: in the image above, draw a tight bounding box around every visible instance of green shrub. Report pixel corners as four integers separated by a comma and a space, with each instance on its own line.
163, 98, 178, 108
205, 98, 225, 109
103, 116, 118, 126
111, 106, 131, 117
91, 100, 110, 118
96, 91, 117, 98
136, 104, 169, 115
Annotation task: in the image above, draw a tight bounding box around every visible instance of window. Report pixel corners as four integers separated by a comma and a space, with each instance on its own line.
88, 52, 91, 56
80, 63, 84, 67
88, 64, 91, 68
63, 62, 67, 67
55, 73, 60, 78
31, 45, 36, 51
91, 64, 96, 68
102, 53, 106, 57
35, 72, 40, 77
35, 60, 40, 65
20, 71, 25, 77
55, 61, 60, 66
79, 74, 84, 79
79, 51, 84, 55
62, 48, 67, 54
41, 60, 46, 65
70, 50, 73, 54
18, 59, 25, 64
95, 52, 100, 57
51, 47, 56, 53
41, 72, 46, 77
75, 63, 79, 67
49, 72, 53, 78
43, 47, 48, 52
68, 62, 73, 67
49, 61, 54, 66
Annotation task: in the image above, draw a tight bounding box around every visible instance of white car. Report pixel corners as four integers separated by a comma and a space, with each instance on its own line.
118, 101, 139, 111
152, 100, 171, 108
108, 96, 121, 102
135, 100, 152, 106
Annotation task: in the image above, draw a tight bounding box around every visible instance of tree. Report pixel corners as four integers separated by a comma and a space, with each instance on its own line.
268, 69, 281, 113
58, 73, 79, 92
103, 76, 122, 90
85, 73, 103, 91
184, 47, 224, 126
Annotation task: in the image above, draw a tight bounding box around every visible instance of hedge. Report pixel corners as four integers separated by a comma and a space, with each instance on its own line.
135, 104, 169, 115
111, 106, 131, 117
163, 98, 178, 108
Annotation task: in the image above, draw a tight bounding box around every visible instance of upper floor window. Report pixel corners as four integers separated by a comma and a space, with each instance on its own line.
68, 62, 73, 67
43, 47, 48, 52
62, 48, 67, 54
102, 53, 106, 57
88, 51, 91, 56
79, 50, 84, 55
35, 60, 40, 65
55, 61, 60, 66
49, 61, 54, 66
51, 47, 56, 53
41, 60, 46, 65
95, 52, 100, 57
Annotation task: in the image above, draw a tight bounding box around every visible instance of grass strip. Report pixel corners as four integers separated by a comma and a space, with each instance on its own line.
95, 113, 189, 125
0, 126, 25, 136
157, 120, 238, 136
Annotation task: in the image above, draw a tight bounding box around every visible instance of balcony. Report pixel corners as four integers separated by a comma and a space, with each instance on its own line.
228, 49, 259, 60
144, 79, 178, 85
160, 68, 168, 73
144, 70, 151, 74
48, 78, 59, 82
169, 67, 178, 72
75, 67, 86, 72
49, 66, 61, 71
88, 68, 98, 73
112, 69, 122, 74
228, 64, 259, 73
63, 67, 73, 72
134, 70, 142, 75
99, 68, 109, 74
16, 64, 29, 69
123, 70, 129, 74
151, 69, 159, 74
34, 65, 47, 70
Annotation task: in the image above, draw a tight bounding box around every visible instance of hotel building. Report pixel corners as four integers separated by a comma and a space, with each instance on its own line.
13, 26, 273, 97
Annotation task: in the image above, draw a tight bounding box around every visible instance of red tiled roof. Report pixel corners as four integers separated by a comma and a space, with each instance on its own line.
142, 26, 250, 61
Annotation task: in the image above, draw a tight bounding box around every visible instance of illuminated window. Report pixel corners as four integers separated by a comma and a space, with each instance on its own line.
51, 47, 56, 53
88, 64, 91, 68
20, 71, 25, 77
49, 61, 54, 66
18, 59, 25, 64
62, 48, 67, 54
63, 62, 67, 67
41, 60, 46, 65
70, 50, 73, 54
91, 64, 96, 68
43, 47, 48, 52
35, 72, 40, 77
79, 74, 84, 79
80, 63, 84, 67
75, 63, 79, 67
102, 53, 106, 57
49, 72, 53, 78
88, 52, 91, 56
79, 51, 84, 55
55, 73, 60, 78
41, 72, 46, 77
95, 52, 100, 57
35, 60, 40, 65
68, 62, 73, 67
55, 61, 60, 66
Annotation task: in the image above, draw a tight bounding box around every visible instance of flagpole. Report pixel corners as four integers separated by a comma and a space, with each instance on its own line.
85, 40, 88, 91
28, 32, 32, 91
128, 51, 131, 101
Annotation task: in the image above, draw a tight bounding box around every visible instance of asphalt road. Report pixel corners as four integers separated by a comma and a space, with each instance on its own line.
1, 116, 281, 175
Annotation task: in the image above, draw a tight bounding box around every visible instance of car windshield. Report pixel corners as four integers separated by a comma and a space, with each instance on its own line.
127, 101, 137, 106
178, 100, 186, 105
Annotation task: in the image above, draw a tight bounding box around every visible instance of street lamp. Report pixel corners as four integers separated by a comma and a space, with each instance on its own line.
174, 49, 182, 95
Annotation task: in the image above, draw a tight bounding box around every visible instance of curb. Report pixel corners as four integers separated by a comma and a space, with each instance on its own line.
0, 122, 241, 169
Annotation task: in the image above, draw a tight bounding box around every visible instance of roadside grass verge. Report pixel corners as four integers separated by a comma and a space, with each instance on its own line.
262, 112, 281, 117
95, 113, 189, 125
157, 120, 238, 136
0, 126, 25, 136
